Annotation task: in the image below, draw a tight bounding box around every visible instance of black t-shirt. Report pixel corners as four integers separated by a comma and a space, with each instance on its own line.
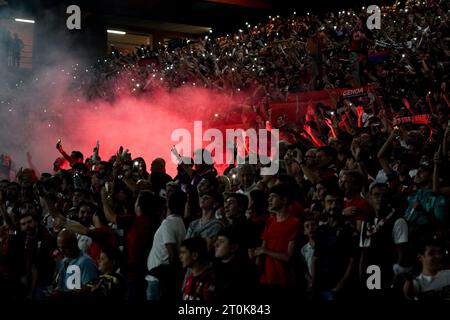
213, 257, 260, 302
314, 222, 359, 290
19, 227, 56, 287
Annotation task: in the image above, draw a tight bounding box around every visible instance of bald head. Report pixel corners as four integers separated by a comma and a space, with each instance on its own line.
57, 229, 79, 259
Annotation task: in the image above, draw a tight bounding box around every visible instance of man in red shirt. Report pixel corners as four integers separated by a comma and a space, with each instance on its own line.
255, 184, 301, 299
101, 188, 160, 300
340, 170, 370, 231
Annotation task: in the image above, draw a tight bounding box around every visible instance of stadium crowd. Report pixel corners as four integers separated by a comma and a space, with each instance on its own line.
0, 0, 450, 301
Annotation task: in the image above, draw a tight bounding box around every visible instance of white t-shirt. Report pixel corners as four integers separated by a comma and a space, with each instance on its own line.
413, 270, 450, 295
146, 214, 186, 281
360, 217, 408, 248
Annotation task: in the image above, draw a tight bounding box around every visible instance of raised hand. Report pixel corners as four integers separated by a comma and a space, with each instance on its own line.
56, 139, 62, 151
93, 140, 99, 153
402, 98, 411, 110
391, 126, 401, 138
304, 124, 313, 135
357, 106, 364, 118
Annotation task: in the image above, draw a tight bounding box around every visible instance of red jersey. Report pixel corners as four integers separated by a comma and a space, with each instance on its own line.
344, 196, 371, 221
182, 267, 216, 301
261, 214, 301, 285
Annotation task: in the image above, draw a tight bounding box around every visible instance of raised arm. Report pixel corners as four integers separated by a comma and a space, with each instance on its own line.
37, 185, 66, 223
303, 125, 325, 148
26, 152, 40, 178
377, 129, 399, 175
56, 140, 75, 166
100, 187, 117, 224
64, 219, 90, 235
299, 162, 320, 186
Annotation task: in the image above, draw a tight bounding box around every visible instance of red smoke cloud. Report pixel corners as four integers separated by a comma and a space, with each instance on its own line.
28, 84, 243, 177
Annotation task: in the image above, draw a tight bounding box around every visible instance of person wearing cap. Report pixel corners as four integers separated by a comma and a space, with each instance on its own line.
404, 159, 448, 239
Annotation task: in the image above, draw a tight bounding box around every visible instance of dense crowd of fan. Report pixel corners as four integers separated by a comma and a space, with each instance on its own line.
0, 0, 450, 302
